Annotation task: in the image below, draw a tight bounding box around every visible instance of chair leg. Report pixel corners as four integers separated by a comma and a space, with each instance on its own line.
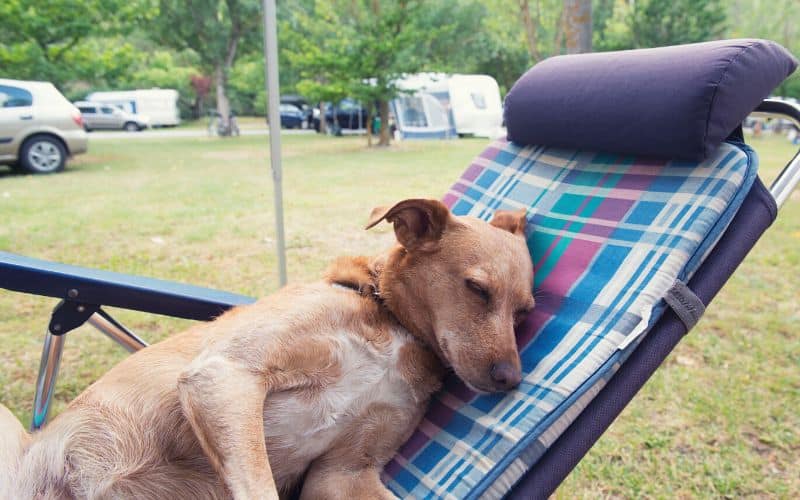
31, 330, 65, 431
87, 310, 148, 353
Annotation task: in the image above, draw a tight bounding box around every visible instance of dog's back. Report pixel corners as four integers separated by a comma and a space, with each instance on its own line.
1, 200, 534, 499
3, 323, 227, 499
1, 280, 441, 498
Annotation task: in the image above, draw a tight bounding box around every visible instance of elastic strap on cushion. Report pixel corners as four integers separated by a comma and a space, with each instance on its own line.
664, 279, 706, 331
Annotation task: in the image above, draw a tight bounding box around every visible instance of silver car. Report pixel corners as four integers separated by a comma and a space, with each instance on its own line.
75, 101, 150, 132
0, 79, 88, 174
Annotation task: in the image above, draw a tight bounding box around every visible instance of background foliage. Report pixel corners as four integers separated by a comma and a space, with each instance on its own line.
1, 0, 797, 120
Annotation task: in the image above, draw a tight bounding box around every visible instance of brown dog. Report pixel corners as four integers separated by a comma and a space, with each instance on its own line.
0, 199, 534, 499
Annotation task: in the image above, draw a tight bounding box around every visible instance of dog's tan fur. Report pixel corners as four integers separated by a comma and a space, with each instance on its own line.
0, 199, 534, 499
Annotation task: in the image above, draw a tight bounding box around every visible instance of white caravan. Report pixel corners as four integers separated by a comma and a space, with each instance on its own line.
392, 74, 504, 139
86, 89, 180, 127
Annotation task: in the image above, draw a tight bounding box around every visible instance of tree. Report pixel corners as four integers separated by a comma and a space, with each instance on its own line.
628, 0, 726, 49
346, 0, 436, 146
0, 0, 147, 88
460, 0, 584, 92
282, 0, 353, 135
727, 0, 799, 98
285, 0, 480, 146
150, 0, 262, 133
564, 0, 592, 53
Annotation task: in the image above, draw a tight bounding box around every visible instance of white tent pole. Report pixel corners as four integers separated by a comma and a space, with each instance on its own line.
262, 0, 287, 286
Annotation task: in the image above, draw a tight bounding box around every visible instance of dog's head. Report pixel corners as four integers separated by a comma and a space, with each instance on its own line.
367, 199, 534, 393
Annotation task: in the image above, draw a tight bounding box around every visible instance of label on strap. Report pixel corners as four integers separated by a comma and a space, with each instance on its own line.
663, 279, 705, 331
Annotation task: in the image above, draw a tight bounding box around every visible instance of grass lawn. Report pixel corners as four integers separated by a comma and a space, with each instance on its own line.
1, 133, 797, 497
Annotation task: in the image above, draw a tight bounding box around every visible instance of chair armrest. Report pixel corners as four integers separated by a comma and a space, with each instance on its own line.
752, 99, 800, 208
0, 251, 255, 321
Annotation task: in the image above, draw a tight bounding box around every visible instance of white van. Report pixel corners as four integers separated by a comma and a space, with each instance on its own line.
86, 89, 180, 127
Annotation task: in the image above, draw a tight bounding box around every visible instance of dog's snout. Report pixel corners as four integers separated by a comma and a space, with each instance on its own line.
490, 361, 522, 390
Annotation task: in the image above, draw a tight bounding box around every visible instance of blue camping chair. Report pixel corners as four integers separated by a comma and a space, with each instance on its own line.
1, 39, 798, 498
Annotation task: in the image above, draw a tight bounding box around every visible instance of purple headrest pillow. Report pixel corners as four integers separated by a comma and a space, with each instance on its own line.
504, 39, 798, 160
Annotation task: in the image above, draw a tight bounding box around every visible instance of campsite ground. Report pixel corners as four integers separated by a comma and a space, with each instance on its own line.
0, 132, 797, 497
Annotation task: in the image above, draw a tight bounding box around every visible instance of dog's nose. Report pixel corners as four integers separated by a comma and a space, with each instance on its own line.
490, 361, 522, 390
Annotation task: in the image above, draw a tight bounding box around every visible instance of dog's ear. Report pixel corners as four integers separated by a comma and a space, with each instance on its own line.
366, 199, 451, 252
490, 209, 527, 237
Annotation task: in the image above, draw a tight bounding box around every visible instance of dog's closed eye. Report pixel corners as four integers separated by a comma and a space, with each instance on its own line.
465, 279, 491, 304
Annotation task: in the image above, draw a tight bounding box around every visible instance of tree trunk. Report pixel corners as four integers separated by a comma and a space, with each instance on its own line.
518, 0, 540, 62
564, 0, 592, 54
215, 65, 231, 135
319, 101, 328, 134
378, 99, 391, 146
366, 107, 373, 147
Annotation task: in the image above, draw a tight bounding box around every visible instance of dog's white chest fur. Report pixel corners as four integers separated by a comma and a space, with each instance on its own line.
262, 326, 415, 483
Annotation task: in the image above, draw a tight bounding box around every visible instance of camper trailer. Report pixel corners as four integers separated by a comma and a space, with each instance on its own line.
86, 89, 180, 127
391, 74, 504, 139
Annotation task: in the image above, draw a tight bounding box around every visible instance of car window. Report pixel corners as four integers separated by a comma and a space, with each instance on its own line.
280, 104, 298, 113
0, 85, 34, 108
101, 106, 115, 114
78, 106, 97, 114
338, 99, 359, 111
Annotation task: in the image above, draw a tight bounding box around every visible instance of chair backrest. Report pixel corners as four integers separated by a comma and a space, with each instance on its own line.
383, 139, 757, 499
382, 38, 798, 499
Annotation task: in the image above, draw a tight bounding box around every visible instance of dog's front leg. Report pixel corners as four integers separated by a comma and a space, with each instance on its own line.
299, 403, 424, 499
178, 355, 277, 499
300, 465, 395, 500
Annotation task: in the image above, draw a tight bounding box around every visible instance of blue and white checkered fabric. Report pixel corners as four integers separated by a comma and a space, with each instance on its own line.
381, 140, 758, 499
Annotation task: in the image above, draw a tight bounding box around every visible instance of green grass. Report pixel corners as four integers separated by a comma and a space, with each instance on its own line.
0, 133, 797, 497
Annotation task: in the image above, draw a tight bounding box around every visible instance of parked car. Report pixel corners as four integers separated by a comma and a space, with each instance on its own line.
279, 104, 307, 129
0, 79, 88, 174
280, 95, 313, 127
312, 99, 370, 134
75, 101, 149, 131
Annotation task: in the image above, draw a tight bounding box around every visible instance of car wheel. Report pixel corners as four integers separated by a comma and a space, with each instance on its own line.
19, 135, 66, 174
123, 122, 140, 132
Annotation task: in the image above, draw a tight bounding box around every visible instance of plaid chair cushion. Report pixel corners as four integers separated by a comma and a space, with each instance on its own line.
381, 139, 758, 499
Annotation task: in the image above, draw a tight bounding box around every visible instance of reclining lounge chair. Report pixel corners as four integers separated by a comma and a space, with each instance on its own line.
1, 39, 798, 498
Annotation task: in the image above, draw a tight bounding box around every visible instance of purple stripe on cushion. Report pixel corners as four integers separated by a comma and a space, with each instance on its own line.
592, 197, 635, 221
517, 308, 555, 347
615, 172, 661, 190
442, 193, 460, 208
384, 459, 402, 478
427, 398, 458, 430
451, 181, 471, 195
541, 239, 601, 297
398, 425, 436, 460
462, 163, 486, 182
576, 221, 617, 239
447, 375, 478, 402
480, 144, 504, 160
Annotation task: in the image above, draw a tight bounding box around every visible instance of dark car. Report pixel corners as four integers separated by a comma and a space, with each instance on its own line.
312, 99, 369, 134
279, 104, 306, 129
280, 95, 312, 127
